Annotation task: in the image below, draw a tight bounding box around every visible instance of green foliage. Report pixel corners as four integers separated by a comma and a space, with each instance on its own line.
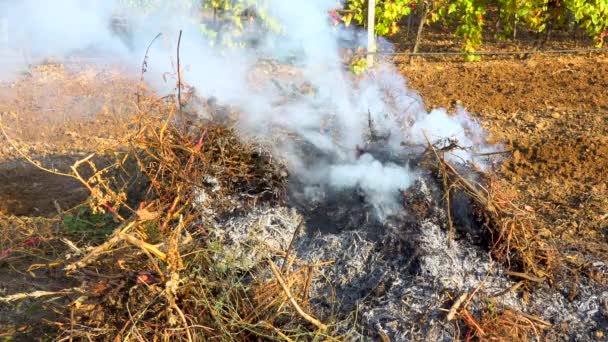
348, 0, 417, 36
451, 0, 608, 51
200, 0, 282, 48
494, 0, 607, 45
121, 0, 608, 56
350, 57, 369, 74
118, 0, 281, 48
451, 0, 487, 60
495, 0, 567, 36
62, 206, 116, 243
565, 0, 608, 46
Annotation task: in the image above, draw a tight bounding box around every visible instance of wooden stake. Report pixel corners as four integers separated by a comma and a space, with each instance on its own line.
367, 0, 376, 67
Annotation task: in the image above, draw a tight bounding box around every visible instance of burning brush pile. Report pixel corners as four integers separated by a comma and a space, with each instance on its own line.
29, 68, 601, 341
1, 1, 606, 341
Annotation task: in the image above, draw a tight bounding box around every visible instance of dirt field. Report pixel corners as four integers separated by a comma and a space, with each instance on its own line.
401, 56, 608, 112
0, 52, 606, 340
0, 64, 138, 216
402, 56, 608, 274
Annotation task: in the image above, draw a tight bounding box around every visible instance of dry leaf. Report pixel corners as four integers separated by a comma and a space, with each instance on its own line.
137, 207, 160, 221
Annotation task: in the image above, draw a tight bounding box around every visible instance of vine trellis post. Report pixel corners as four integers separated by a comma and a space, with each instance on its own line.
367, 0, 376, 67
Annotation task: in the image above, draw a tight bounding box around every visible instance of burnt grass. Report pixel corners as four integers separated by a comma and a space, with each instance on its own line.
2, 116, 606, 341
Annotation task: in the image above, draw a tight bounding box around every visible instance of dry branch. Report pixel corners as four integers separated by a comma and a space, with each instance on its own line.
267, 258, 327, 331
421, 130, 559, 279
282, 219, 304, 274
446, 292, 469, 321
65, 220, 137, 271
0, 289, 77, 303
505, 271, 545, 283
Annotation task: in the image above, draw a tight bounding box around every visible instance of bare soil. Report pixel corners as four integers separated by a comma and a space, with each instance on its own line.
0, 63, 137, 157
0, 63, 138, 217
400, 56, 608, 113
0, 156, 88, 216
402, 55, 608, 278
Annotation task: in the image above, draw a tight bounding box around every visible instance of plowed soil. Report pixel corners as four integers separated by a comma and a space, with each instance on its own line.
0, 63, 138, 216
400, 56, 608, 112
402, 55, 608, 277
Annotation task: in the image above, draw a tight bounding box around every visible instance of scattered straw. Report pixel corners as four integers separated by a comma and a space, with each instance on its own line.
267, 258, 328, 331
0, 289, 77, 303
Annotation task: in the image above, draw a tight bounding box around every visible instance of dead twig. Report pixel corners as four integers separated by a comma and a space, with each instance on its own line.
505, 271, 546, 283
302, 266, 314, 303
65, 220, 137, 271
491, 281, 524, 298
446, 292, 469, 321
461, 309, 486, 337
138, 33, 162, 106
423, 131, 455, 244
177, 30, 183, 115
119, 233, 167, 261
474, 149, 513, 156
0, 289, 77, 303
267, 258, 327, 331
281, 219, 304, 274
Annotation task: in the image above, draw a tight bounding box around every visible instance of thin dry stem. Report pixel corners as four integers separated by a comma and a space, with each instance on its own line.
267, 258, 327, 331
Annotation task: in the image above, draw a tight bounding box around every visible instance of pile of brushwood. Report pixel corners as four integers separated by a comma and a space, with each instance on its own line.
39, 95, 341, 340
2, 85, 606, 341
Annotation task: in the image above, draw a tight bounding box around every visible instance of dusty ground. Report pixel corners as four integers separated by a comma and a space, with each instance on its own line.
0, 63, 138, 216
400, 56, 608, 112
0, 51, 606, 340
401, 55, 608, 277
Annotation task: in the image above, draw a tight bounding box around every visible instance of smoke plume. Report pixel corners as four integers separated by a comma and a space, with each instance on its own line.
0, 0, 496, 219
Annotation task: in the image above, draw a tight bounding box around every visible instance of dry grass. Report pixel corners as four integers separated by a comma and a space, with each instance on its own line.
459, 304, 550, 341
0, 98, 562, 340
0, 89, 340, 340
59, 97, 335, 341
423, 136, 561, 340
424, 135, 560, 282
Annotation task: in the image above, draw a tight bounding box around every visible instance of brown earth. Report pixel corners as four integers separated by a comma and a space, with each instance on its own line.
0, 64, 140, 338
0, 156, 89, 216
402, 55, 608, 281
400, 56, 608, 113
0, 63, 139, 217
0, 63, 138, 158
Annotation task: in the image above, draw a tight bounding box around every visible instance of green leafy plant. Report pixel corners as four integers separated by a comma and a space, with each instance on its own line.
430, 0, 501, 58
121, 0, 608, 57
200, 0, 282, 48
565, 0, 608, 46
119, 0, 281, 48
427, 0, 487, 60
348, 0, 418, 36
350, 56, 369, 74
429, 0, 606, 58
62, 206, 116, 243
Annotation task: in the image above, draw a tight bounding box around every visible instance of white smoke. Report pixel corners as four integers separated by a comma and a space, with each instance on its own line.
329, 153, 415, 218
0, 0, 496, 219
